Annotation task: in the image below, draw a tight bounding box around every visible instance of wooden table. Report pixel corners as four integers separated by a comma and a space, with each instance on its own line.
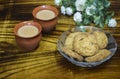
0, 0, 120, 79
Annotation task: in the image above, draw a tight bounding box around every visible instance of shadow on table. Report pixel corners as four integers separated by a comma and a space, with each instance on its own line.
0, 41, 36, 63
0, 41, 30, 54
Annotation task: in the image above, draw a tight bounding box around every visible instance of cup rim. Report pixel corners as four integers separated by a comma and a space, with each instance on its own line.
32, 5, 59, 21
14, 21, 42, 38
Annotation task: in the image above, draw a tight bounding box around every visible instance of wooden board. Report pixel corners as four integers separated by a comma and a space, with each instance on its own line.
0, 0, 120, 79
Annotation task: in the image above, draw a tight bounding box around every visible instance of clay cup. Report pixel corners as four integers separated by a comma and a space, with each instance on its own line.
14, 21, 42, 51
32, 5, 59, 33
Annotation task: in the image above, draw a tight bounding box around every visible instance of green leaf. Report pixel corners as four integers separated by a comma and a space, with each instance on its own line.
89, 0, 94, 4
93, 1, 97, 6
99, 11, 104, 17
99, 22, 104, 28
90, 9, 96, 15
110, 12, 115, 17
105, 18, 109, 25
104, 0, 111, 7
62, 0, 76, 7
76, 22, 82, 26
93, 16, 101, 25
99, 6, 104, 10
106, 11, 114, 17
83, 18, 90, 25
105, 16, 111, 24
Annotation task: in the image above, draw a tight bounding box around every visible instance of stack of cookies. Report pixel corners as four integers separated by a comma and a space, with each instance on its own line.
61, 30, 111, 62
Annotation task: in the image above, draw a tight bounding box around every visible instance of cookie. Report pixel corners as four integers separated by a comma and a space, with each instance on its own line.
61, 47, 84, 61
73, 32, 99, 56
93, 31, 108, 49
85, 49, 111, 62
64, 32, 81, 50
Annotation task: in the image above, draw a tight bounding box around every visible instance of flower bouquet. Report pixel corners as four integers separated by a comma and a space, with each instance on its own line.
55, 0, 117, 28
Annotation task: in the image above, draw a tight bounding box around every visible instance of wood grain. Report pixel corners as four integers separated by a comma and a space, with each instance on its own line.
0, 0, 120, 79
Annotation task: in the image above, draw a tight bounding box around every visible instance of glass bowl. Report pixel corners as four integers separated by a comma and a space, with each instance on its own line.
57, 26, 117, 67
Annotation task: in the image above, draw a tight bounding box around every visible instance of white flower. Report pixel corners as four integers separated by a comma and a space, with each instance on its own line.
73, 12, 82, 23
86, 5, 96, 16
61, 6, 66, 15
108, 18, 117, 27
66, 7, 73, 16
54, 0, 61, 6
75, 0, 87, 11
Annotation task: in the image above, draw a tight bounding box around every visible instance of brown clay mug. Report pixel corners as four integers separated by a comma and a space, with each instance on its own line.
14, 21, 42, 51
32, 5, 59, 33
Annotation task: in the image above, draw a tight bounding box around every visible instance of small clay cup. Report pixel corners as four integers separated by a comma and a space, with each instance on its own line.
14, 21, 42, 51
32, 5, 59, 33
